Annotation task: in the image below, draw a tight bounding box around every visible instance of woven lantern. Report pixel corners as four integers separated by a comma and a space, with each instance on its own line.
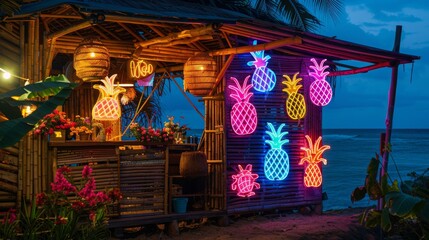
184, 52, 217, 96
74, 38, 110, 82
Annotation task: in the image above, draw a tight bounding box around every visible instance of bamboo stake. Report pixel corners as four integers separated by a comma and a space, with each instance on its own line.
167, 72, 204, 119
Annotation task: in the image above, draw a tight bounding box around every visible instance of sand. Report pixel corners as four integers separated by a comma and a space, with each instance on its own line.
112, 208, 380, 239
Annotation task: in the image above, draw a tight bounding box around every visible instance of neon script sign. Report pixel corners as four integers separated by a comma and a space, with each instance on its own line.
231, 164, 260, 197
299, 135, 330, 187
128, 59, 154, 79
264, 123, 290, 181
228, 76, 257, 135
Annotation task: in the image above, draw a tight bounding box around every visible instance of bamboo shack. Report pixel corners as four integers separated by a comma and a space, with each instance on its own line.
0, 0, 420, 234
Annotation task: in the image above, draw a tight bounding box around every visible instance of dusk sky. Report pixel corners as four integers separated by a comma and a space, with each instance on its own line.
161, 1, 428, 130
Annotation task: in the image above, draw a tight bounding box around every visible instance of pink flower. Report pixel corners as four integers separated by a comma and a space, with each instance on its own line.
82, 165, 93, 178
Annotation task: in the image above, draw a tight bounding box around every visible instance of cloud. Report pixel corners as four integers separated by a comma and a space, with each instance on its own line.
345, 4, 429, 49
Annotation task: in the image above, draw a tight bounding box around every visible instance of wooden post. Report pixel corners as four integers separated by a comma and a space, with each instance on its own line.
378, 25, 402, 210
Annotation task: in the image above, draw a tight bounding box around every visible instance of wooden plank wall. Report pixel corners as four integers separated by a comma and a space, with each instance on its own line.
119, 148, 165, 216
0, 145, 19, 217
224, 54, 322, 213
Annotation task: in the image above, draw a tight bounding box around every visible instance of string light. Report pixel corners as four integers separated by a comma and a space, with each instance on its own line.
0, 67, 30, 83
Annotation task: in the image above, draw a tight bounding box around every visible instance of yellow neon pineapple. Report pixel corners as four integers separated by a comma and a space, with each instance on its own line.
92, 74, 126, 120
282, 72, 306, 120
299, 135, 330, 187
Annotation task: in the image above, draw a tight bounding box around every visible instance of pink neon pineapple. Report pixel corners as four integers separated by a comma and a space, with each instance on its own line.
247, 40, 276, 92
308, 58, 332, 106
231, 164, 260, 197
228, 76, 257, 135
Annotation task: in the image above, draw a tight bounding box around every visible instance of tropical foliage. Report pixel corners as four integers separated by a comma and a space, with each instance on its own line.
0, 165, 122, 239
185, 0, 342, 31
351, 154, 429, 239
0, 74, 78, 148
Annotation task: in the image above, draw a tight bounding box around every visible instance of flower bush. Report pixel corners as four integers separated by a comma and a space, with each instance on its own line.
0, 165, 122, 239
70, 115, 93, 136
33, 109, 74, 135
164, 116, 189, 137
130, 123, 175, 143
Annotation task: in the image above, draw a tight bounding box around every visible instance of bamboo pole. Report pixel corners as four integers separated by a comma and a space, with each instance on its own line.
329, 62, 391, 76
378, 25, 402, 211
209, 37, 302, 56
168, 72, 204, 119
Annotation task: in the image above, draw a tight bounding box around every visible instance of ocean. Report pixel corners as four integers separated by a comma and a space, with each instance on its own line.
186, 128, 429, 211
323, 129, 429, 210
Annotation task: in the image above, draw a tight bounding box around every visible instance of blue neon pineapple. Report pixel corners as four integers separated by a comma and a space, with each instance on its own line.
247, 40, 276, 92
264, 123, 290, 181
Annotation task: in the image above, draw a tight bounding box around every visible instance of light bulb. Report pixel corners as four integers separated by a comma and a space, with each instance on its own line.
90, 52, 95, 58
3, 71, 11, 79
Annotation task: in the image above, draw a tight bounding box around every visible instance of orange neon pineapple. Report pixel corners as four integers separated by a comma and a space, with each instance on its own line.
282, 72, 306, 120
299, 135, 330, 187
92, 74, 126, 120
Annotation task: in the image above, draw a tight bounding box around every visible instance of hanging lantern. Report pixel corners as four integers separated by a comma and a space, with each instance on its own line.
183, 52, 217, 96
74, 38, 110, 82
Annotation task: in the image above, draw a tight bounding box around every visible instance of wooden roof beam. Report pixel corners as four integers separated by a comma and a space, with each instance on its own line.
209, 36, 302, 56
47, 20, 92, 40
329, 62, 392, 76
135, 24, 216, 48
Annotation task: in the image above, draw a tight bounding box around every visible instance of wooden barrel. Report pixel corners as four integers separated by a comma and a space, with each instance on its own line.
183, 53, 217, 96
179, 151, 208, 178
74, 38, 110, 82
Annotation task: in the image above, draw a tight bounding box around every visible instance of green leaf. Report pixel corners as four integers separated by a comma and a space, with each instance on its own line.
0, 86, 75, 148
351, 186, 367, 203
367, 156, 380, 178
0, 74, 76, 100
365, 209, 381, 228
381, 207, 392, 232
387, 191, 422, 217
381, 173, 389, 195
415, 200, 429, 223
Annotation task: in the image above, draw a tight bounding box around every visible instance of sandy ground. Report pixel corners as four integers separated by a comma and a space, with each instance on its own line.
111, 208, 380, 240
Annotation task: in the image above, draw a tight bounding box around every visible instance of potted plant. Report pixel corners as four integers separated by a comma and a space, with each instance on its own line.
33, 109, 74, 141
70, 115, 93, 140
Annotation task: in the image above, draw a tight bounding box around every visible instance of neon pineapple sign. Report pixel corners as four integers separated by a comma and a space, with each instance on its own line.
228, 76, 257, 135
247, 40, 276, 92
264, 123, 290, 181
299, 135, 330, 187
231, 164, 260, 197
308, 58, 332, 106
282, 72, 306, 120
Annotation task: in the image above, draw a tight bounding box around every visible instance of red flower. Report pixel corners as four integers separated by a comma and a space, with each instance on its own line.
36, 192, 47, 206
55, 215, 68, 225
89, 211, 96, 222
